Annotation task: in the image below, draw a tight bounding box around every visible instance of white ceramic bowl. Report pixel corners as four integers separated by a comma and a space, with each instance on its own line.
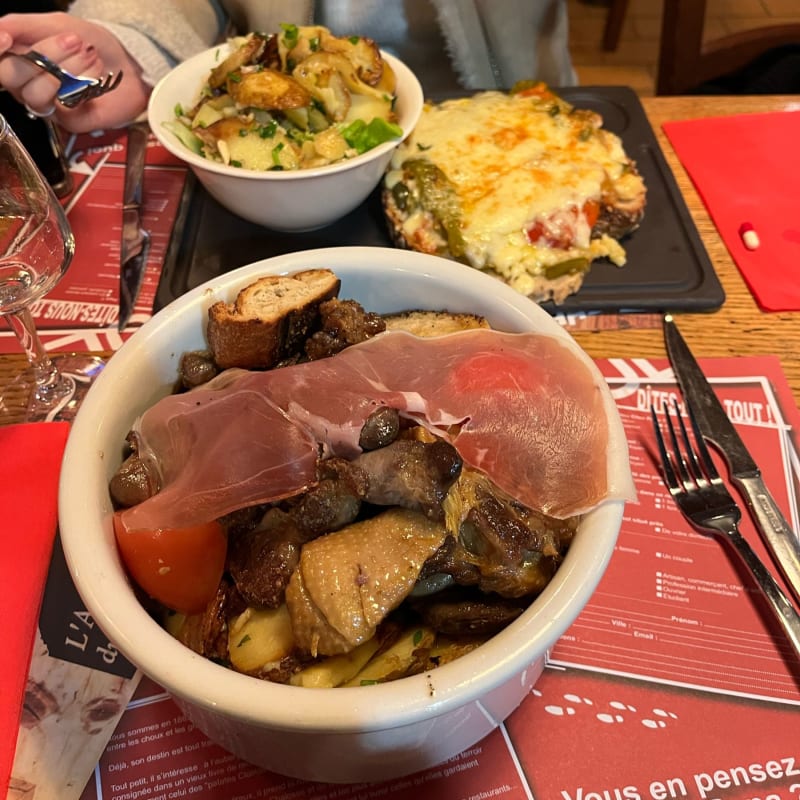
147, 45, 423, 232
59, 248, 626, 784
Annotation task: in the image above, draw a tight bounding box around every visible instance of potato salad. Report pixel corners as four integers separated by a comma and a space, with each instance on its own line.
165, 24, 403, 171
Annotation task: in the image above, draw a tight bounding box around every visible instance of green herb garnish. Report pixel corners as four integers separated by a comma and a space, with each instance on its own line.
281, 22, 299, 48
259, 120, 278, 138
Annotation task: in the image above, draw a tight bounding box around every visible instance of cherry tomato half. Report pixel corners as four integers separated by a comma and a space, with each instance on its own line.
582, 198, 600, 229
525, 200, 601, 249
113, 515, 226, 614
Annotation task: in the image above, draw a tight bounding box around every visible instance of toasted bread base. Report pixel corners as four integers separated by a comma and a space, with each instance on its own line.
383, 309, 489, 336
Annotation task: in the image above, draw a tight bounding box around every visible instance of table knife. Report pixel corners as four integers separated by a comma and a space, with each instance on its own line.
118, 120, 151, 331
664, 313, 800, 605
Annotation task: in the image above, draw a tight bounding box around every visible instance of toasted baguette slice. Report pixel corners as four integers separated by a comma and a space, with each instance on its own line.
207, 269, 341, 369
383, 309, 489, 337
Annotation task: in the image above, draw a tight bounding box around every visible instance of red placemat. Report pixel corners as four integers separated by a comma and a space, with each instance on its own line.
0, 421, 69, 796
663, 109, 800, 312
32, 128, 188, 331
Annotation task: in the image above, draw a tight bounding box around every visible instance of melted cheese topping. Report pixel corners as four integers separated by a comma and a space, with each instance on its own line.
388, 91, 640, 291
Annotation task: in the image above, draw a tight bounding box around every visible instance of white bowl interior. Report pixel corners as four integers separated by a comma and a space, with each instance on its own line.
59, 248, 623, 778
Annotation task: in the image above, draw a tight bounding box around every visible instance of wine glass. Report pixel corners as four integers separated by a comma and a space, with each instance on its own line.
0, 113, 104, 422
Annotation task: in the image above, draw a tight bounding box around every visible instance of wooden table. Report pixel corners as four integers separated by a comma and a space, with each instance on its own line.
1, 95, 799, 423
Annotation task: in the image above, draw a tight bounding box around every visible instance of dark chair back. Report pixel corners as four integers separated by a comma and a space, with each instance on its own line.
657, 0, 800, 95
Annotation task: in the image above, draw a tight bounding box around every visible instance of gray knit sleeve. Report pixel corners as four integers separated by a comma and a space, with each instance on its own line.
69, 0, 224, 85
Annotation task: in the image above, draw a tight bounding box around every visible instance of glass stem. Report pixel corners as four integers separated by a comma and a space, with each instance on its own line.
6, 305, 72, 406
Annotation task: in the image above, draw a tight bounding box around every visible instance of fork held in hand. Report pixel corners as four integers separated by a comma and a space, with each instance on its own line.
651, 398, 800, 660
18, 50, 123, 108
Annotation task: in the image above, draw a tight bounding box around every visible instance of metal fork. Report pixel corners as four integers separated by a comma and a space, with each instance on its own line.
17, 50, 123, 108
651, 398, 800, 659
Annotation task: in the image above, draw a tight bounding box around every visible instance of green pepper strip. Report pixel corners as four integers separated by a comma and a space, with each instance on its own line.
404, 159, 466, 258
543, 257, 590, 280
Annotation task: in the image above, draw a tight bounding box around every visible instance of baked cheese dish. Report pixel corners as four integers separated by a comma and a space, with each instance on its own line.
382, 83, 647, 303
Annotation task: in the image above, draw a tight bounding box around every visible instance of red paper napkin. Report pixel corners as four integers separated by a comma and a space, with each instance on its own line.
0, 422, 69, 796
662, 110, 800, 312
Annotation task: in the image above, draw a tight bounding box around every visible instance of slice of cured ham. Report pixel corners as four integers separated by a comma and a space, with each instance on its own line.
118, 328, 634, 537
121, 389, 319, 533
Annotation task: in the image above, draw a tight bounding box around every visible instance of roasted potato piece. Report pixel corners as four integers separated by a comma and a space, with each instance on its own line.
227, 69, 311, 110
343, 626, 435, 686
346, 92, 394, 126
293, 55, 352, 121
162, 582, 234, 662
320, 33, 384, 86
311, 127, 349, 162
373, 58, 396, 95
208, 34, 267, 89
303, 52, 388, 100
228, 605, 296, 673
279, 26, 384, 86
293, 51, 392, 123
289, 638, 382, 688
279, 24, 327, 67
203, 118, 301, 170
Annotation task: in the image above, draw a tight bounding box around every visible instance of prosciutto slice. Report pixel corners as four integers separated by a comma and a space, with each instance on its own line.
118, 329, 634, 535
121, 388, 320, 533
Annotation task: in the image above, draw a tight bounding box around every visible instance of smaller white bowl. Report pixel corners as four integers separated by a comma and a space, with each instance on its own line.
148, 45, 423, 232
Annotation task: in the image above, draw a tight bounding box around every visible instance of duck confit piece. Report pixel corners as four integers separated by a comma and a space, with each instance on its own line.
285, 507, 448, 657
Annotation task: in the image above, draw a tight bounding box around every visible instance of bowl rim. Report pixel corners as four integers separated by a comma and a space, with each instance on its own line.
59, 247, 624, 733
147, 45, 424, 181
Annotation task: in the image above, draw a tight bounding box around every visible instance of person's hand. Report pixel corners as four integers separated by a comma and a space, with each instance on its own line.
0, 12, 150, 133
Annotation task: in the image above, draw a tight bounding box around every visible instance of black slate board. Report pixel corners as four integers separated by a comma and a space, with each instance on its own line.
155, 86, 724, 315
